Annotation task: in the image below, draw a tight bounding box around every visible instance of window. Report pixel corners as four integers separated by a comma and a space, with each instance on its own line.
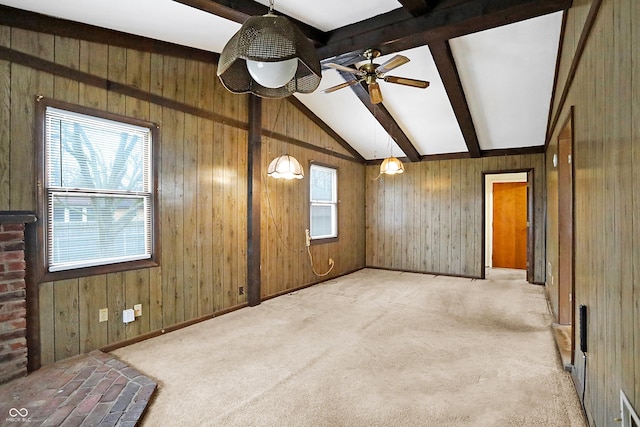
309, 164, 337, 241
37, 99, 159, 280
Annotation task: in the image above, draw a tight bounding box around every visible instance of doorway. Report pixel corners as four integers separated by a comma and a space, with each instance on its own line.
484, 171, 534, 281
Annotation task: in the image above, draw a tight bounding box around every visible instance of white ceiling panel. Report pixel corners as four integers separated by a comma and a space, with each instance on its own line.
0, 1, 567, 161
0, 0, 241, 53
450, 12, 563, 151
253, 0, 402, 32
295, 69, 405, 160
372, 46, 468, 156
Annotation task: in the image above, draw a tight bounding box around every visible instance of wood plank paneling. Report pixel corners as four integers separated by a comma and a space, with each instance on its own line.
366, 154, 546, 280
546, 0, 639, 421
0, 22, 364, 365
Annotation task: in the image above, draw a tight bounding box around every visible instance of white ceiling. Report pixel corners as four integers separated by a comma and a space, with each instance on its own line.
0, 0, 563, 161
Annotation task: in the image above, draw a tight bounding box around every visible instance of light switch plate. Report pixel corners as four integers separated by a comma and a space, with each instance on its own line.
133, 304, 142, 317
123, 309, 135, 324
99, 308, 108, 323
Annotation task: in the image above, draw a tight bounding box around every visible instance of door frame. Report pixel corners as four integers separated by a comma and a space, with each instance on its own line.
481, 169, 535, 281
557, 108, 575, 332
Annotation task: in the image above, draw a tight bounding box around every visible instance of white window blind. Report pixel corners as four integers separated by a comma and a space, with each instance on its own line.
45, 106, 153, 272
309, 164, 337, 239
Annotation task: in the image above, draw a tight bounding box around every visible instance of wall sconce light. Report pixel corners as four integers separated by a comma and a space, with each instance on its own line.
380, 157, 405, 175
217, 0, 321, 98
268, 155, 304, 179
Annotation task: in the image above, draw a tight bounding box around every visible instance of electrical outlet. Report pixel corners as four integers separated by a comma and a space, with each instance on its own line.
239, 286, 244, 295
99, 308, 108, 323
123, 309, 135, 324
133, 304, 142, 317
305, 229, 311, 247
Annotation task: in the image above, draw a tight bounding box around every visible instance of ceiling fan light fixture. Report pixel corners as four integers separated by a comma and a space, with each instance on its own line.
268, 154, 304, 179
380, 157, 405, 175
217, 9, 321, 98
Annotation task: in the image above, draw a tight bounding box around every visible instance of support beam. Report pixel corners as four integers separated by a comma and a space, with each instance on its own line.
430, 41, 481, 158
338, 71, 421, 162
319, 0, 573, 61
247, 95, 262, 307
398, 0, 435, 16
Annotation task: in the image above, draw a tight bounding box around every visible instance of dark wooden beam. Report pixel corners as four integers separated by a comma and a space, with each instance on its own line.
429, 41, 481, 158
173, 0, 326, 46
286, 97, 365, 162
247, 95, 262, 307
0, 5, 218, 64
338, 71, 421, 162
319, 0, 573, 61
397, 0, 436, 16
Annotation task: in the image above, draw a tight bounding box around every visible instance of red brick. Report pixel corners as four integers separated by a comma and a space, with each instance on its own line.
7, 261, 26, 271
2, 224, 24, 232
0, 300, 26, 313
0, 290, 26, 304
10, 340, 27, 351
0, 308, 26, 322
0, 231, 24, 242
11, 318, 26, 329
0, 250, 24, 260
3, 242, 25, 251
0, 280, 26, 291
0, 270, 25, 281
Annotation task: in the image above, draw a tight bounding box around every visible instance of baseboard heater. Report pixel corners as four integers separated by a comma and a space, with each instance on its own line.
621, 390, 640, 427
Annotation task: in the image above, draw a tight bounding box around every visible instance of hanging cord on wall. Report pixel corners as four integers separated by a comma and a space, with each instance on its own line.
264, 99, 335, 276
304, 229, 334, 276
264, 101, 303, 254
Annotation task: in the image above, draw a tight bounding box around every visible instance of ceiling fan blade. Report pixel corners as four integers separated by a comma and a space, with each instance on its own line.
375, 55, 410, 74
368, 81, 383, 104
324, 63, 364, 75
383, 76, 430, 89
322, 79, 361, 93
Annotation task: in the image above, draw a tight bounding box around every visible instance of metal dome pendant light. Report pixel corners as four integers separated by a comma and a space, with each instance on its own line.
217, 0, 321, 98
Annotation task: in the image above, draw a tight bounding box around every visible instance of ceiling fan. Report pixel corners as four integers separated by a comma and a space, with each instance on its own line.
323, 48, 430, 104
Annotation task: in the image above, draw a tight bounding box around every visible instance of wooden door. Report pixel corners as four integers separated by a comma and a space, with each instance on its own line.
558, 115, 574, 326
492, 182, 528, 269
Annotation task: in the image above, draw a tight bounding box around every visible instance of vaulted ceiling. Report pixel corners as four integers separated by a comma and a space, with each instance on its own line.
0, 0, 572, 162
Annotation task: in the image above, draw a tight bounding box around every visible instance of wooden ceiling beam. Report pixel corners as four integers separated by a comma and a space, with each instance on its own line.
318, 0, 573, 61
429, 41, 481, 158
173, 0, 327, 45
397, 0, 436, 16
337, 71, 422, 162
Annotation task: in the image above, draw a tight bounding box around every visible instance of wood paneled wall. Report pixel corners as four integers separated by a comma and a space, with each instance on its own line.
365, 154, 546, 282
546, 0, 640, 423
260, 99, 366, 298
0, 24, 365, 365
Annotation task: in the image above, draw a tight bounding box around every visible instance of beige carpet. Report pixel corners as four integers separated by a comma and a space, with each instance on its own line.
112, 268, 586, 427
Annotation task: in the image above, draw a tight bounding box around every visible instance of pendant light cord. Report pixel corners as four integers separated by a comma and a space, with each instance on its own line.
306, 245, 335, 277
264, 101, 303, 254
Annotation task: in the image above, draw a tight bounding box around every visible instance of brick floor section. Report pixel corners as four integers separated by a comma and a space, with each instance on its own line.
0, 351, 156, 426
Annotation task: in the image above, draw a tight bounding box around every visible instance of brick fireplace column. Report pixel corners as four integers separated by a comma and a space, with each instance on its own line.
0, 212, 37, 385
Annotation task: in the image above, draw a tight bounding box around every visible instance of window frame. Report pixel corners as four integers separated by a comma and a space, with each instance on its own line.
309, 162, 338, 244
36, 98, 160, 282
